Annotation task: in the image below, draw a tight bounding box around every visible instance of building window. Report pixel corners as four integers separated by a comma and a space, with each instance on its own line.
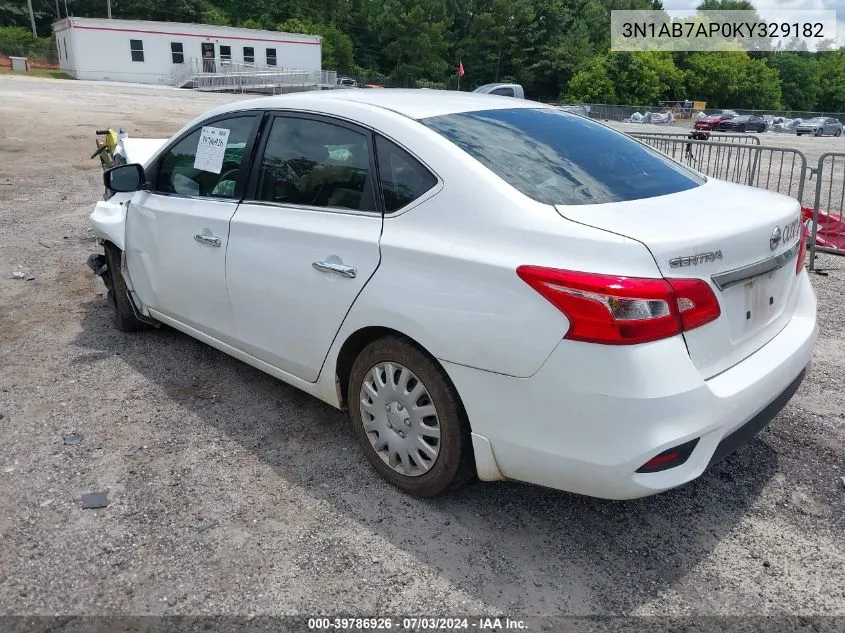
243, 46, 254, 64
130, 39, 144, 63
266, 48, 277, 66
220, 45, 231, 62
64, 39, 68, 60
171, 42, 184, 64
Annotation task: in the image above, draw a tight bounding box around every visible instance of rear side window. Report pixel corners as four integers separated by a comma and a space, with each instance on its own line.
423, 108, 703, 206
375, 136, 437, 212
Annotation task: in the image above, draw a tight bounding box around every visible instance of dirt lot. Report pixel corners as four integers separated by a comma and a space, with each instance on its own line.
1, 76, 844, 620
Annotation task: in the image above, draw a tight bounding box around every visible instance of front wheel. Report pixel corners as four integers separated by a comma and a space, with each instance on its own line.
815, 128, 823, 137
103, 243, 146, 332
347, 336, 474, 497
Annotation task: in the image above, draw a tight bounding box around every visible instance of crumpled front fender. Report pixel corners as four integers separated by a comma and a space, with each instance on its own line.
90, 193, 133, 250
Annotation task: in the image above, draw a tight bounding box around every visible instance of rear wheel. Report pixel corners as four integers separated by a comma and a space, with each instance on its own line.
103, 243, 145, 332
836, 129, 842, 137
347, 336, 474, 497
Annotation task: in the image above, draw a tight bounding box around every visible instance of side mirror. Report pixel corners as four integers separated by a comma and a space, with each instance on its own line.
104, 163, 146, 193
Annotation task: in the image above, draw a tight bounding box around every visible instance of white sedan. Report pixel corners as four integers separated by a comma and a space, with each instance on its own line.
88, 89, 817, 499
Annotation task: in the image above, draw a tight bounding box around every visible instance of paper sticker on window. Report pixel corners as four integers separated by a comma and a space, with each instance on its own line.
194, 126, 231, 174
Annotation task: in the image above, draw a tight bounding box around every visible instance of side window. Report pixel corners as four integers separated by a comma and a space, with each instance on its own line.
220, 45, 232, 62
375, 135, 437, 213
155, 115, 255, 199
171, 42, 184, 64
244, 47, 254, 64
266, 48, 277, 66
255, 116, 375, 212
490, 87, 514, 97
130, 39, 144, 63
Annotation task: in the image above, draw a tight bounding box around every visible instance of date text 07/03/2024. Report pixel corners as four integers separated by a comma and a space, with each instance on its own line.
307, 617, 528, 630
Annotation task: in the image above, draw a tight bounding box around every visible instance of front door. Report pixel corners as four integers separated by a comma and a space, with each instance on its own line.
125, 113, 260, 342
201, 42, 216, 72
226, 114, 383, 382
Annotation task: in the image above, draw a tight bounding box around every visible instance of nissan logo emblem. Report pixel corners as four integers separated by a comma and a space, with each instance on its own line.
769, 226, 782, 251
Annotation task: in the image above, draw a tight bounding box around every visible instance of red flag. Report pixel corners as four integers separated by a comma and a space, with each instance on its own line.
458, 61, 465, 77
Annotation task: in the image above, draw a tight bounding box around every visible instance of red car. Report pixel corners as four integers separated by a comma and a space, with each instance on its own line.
694, 111, 737, 131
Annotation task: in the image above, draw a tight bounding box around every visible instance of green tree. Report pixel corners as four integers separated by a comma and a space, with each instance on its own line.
680, 51, 747, 107
696, 0, 755, 9
767, 53, 820, 111
278, 18, 354, 72
455, 0, 535, 89
734, 58, 782, 109
565, 55, 615, 102
607, 51, 680, 104
375, 0, 451, 85
816, 49, 845, 112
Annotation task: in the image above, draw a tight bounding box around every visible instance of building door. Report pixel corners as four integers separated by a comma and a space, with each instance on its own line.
201, 43, 216, 72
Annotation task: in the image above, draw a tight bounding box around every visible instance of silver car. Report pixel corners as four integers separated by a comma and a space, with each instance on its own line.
795, 117, 843, 137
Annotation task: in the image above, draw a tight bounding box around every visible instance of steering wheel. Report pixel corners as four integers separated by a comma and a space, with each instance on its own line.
217, 165, 240, 183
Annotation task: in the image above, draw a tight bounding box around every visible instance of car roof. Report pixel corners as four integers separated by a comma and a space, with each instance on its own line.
209, 88, 546, 121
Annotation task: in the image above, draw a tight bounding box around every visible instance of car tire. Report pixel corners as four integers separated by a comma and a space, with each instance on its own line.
738, 125, 746, 133
103, 242, 146, 333
815, 129, 823, 137
836, 129, 842, 137
347, 335, 475, 497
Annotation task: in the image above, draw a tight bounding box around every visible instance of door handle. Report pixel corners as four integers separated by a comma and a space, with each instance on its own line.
194, 233, 221, 247
312, 260, 357, 278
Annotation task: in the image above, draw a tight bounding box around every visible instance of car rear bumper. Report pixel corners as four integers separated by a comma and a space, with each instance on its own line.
443, 271, 817, 499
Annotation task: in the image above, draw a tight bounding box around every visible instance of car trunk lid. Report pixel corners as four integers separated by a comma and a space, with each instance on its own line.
556, 178, 803, 379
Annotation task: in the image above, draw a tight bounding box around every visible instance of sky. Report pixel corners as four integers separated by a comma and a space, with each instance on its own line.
662, 0, 844, 48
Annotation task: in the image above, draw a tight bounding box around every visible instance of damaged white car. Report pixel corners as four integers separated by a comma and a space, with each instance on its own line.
88, 90, 817, 499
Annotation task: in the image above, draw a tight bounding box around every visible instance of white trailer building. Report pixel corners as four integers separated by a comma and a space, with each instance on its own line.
52, 17, 323, 86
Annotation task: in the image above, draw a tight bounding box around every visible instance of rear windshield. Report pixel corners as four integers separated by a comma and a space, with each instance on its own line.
422, 108, 704, 205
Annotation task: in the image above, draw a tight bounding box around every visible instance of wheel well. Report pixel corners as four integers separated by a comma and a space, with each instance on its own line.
335, 326, 408, 410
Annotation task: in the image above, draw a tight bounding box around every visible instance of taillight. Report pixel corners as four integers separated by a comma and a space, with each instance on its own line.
796, 222, 809, 274
516, 266, 721, 345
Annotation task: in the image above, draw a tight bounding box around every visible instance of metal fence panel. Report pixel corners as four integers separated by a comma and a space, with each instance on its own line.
629, 131, 760, 145
810, 153, 845, 265
634, 137, 809, 202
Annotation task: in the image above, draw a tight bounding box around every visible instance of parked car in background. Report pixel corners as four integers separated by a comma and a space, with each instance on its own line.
472, 83, 525, 98
715, 115, 767, 133
336, 77, 358, 88
795, 117, 843, 137
88, 90, 816, 500
693, 111, 736, 131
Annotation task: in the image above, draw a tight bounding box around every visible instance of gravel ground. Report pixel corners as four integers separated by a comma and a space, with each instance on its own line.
1, 76, 844, 620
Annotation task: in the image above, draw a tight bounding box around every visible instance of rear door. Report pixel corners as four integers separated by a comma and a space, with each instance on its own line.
125, 113, 260, 342
225, 113, 383, 382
